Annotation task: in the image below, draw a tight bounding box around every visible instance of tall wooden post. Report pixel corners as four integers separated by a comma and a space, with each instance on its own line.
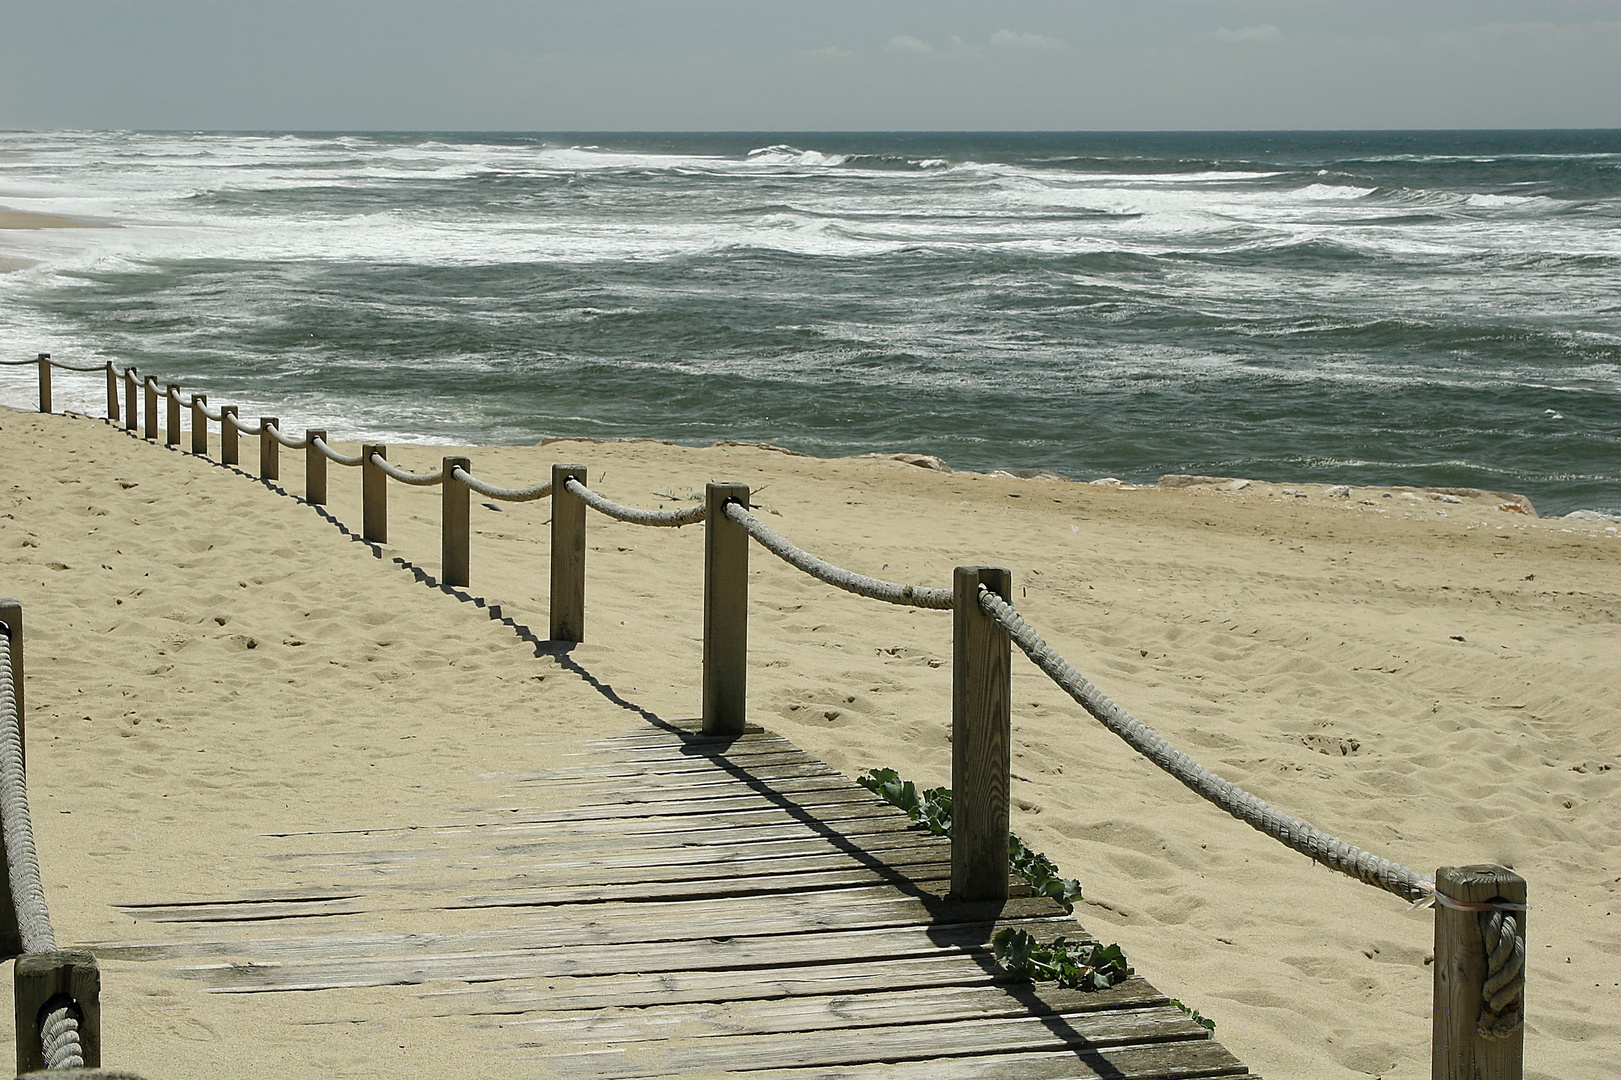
952, 566, 1013, 902
189, 395, 207, 456
35, 355, 49, 414
143, 378, 157, 440
443, 457, 471, 589
304, 429, 327, 505
164, 385, 181, 447
219, 407, 238, 465
104, 362, 117, 421
702, 482, 750, 736
1434, 865, 1526, 1080
362, 444, 387, 544
14, 951, 101, 1072
549, 465, 587, 642
0, 599, 25, 959
259, 417, 279, 481
123, 369, 137, 431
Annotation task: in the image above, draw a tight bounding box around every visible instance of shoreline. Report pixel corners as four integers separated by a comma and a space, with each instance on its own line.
2, 406, 1618, 1077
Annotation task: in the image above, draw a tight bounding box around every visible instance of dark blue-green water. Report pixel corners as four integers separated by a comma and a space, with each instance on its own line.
2, 130, 1618, 516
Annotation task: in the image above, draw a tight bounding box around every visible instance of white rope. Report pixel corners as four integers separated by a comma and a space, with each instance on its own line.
309, 437, 363, 467
39, 1004, 84, 1069
723, 502, 955, 609
563, 478, 705, 527
369, 454, 445, 486
200, 402, 225, 422
1478, 910, 1526, 1038
975, 586, 1434, 903
263, 423, 308, 449
0, 628, 56, 953
225, 413, 264, 436
449, 466, 551, 502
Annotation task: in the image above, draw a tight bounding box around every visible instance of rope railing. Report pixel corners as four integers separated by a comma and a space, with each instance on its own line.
449, 466, 552, 502
225, 412, 264, 436
263, 422, 308, 449
1, 607, 100, 1073
369, 453, 445, 486
310, 436, 363, 467
565, 477, 705, 527
19, 352, 1529, 1077
723, 501, 955, 609
976, 586, 1432, 900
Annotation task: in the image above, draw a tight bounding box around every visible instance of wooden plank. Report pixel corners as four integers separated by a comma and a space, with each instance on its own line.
452, 859, 957, 907
497, 979, 1166, 1043
424, 959, 1158, 1016
158, 909, 1078, 991
526, 1006, 1212, 1078
114, 896, 365, 923
662, 1041, 1251, 1080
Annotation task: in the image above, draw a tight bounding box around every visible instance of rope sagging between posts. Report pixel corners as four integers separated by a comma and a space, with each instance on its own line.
974, 585, 1435, 904
450, 466, 552, 502
263, 423, 308, 449
564, 478, 705, 527
0, 628, 56, 954
723, 502, 955, 609
2, 626, 89, 1070
225, 413, 264, 437
309, 437, 363, 467
369, 453, 445, 486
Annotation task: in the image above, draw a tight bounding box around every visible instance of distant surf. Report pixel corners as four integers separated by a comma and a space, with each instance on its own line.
1, 129, 1617, 516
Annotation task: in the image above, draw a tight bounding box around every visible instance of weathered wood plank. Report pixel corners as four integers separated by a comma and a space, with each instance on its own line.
496, 979, 1166, 1043
139, 908, 1077, 988
528, 1006, 1212, 1078
424, 959, 1157, 1016
660, 1041, 1251, 1080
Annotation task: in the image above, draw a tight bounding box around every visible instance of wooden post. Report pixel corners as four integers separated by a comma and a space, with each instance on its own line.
142, 378, 157, 440
189, 395, 207, 456
952, 566, 1013, 902
219, 407, 238, 465
104, 362, 117, 421
122, 369, 137, 431
702, 482, 750, 736
549, 465, 587, 642
1434, 865, 1526, 1080
164, 385, 181, 447
35, 355, 49, 414
362, 444, 387, 544
304, 429, 327, 505
442, 457, 471, 589
0, 600, 24, 959
259, 417, 279, 481
14, 951, 101, 1072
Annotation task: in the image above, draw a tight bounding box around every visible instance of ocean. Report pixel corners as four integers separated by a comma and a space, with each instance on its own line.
1, 130, 1618, 517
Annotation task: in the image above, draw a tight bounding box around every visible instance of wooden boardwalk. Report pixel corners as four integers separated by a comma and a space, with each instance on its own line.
94, 723, 1256, 1079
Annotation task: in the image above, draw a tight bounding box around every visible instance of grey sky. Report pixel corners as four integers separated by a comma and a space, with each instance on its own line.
3, 1, 1618, 130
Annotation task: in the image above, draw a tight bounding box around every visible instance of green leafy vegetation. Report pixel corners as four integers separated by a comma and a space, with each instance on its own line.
1169, 998, 1217, 1032
856, 765, 1214, 1026
991, 928, 1133, 991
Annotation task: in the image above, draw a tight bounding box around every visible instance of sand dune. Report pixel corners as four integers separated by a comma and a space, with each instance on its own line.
1, 406, 1617, 1078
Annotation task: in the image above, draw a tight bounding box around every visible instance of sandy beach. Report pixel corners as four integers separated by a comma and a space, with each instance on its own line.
1, 405, 1617, 1078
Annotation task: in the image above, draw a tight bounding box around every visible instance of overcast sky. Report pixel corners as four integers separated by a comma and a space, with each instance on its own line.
2, 1, 1618, 131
